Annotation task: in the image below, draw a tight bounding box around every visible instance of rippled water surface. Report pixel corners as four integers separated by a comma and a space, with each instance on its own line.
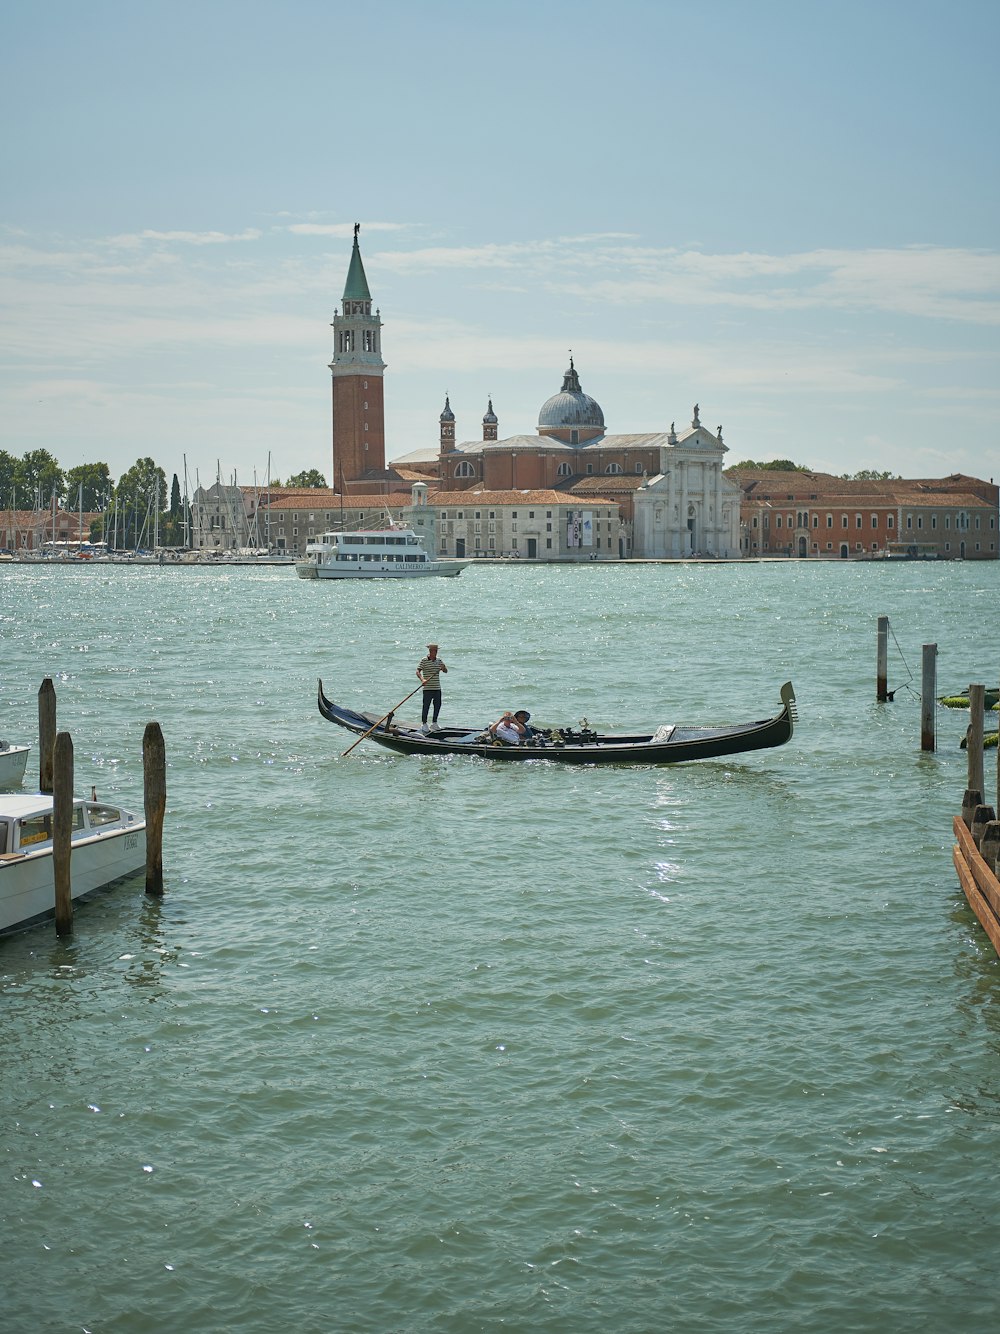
2, 560, 999, 1332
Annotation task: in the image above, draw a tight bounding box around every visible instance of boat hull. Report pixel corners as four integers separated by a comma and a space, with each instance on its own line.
319, 681, 796, 766
0, 822, 146, 934
301, 564, 464, 579
0, 745, 29, 791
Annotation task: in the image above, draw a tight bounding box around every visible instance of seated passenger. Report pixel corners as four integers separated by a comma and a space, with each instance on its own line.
489, 710, 532, 744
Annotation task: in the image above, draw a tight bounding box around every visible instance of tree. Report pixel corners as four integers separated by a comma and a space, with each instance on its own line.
111, 457, 168, 549
14, 448, 66, 504
733, 458, 810, 472
64, 462, 113, 512
285, 469, 328, 488
842, 469, 899, 481
0, 450, 17, 506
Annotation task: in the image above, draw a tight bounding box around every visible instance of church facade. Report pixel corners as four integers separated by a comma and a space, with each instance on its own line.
331, 231, 742, 559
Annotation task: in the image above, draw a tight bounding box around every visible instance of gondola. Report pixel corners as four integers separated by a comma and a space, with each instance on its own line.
319, 680, 796, 766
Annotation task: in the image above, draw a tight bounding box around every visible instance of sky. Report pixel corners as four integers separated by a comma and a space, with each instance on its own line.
2, 0, 998, 492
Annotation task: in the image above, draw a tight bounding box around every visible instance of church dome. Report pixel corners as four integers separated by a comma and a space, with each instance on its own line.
538, 358, 604, 431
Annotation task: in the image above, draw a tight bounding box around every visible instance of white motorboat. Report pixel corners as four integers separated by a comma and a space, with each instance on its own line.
0, 792, 146, 934
0, 741, 30, 791
295, 527, 465, 579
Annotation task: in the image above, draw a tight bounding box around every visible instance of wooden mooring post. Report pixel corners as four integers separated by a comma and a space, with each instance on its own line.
967, 684, 986, 796
143, 722, 166, 896
38, 677, 57, 793
920, 643, 937, 751
876, 616, 890, 702
53, 731, 74, 936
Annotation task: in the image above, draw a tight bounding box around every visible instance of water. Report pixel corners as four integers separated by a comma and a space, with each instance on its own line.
1, 560, 999, 1333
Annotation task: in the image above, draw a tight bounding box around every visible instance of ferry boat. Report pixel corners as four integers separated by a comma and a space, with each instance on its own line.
0, 793, 146, 934
295, 527, 465, 579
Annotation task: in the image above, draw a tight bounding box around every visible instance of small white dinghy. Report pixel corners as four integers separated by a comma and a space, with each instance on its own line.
0, 740, 30, 791
0, 792, 146, 934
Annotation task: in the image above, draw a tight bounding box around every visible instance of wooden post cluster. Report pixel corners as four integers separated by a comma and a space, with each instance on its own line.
31, 678, 168, 933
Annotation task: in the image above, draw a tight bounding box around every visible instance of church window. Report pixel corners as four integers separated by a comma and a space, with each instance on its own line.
605, 463, 623, 475
454, 461, 475, 478
635, 463, 643, 473
826, 514, 832, 528
571, 430, 579, 444
556, 462, 572, 478
776, 515, 782, 529
586, 464, 593, 474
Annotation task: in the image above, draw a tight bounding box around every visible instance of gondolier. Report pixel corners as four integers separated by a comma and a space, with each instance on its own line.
416, 643, 448, 730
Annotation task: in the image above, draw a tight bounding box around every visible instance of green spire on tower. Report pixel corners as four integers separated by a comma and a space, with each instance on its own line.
342, 222, 372, 303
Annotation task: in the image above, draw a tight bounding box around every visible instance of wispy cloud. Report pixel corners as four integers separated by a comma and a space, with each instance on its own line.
108, 228, 264, 248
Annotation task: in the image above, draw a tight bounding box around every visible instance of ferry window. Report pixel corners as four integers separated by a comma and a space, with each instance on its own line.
512, 512, 517, 519
529, 511, 535, 519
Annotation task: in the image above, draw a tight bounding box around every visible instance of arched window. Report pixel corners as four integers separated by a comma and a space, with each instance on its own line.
556, 462, 572, 478
605, 463, 623, 475
454, 461, 475, 478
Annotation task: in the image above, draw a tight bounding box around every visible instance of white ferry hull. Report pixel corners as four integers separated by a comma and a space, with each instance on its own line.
312, 563, 464, 579
0, 822, 146, 934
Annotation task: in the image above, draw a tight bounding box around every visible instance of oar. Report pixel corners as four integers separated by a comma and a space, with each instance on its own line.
341, 681, 426, 757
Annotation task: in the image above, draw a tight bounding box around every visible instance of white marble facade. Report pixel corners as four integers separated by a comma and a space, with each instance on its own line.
632, 415, 741, 558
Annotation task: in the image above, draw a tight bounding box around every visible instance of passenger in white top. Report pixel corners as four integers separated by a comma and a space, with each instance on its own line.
489, 710, 531, 744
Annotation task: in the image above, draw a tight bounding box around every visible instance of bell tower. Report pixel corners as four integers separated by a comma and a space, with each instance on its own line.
330, 224, 386, 487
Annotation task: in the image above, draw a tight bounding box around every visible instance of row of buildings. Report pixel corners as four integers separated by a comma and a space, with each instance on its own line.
5, 228, 996, 561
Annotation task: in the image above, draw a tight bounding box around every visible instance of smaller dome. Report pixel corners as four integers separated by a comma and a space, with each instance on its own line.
483, 397, 497, 425
538, 358, 604, 431
439, 394, 455, 423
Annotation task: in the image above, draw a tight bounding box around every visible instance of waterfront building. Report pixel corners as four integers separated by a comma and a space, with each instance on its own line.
732, 469, 999, 559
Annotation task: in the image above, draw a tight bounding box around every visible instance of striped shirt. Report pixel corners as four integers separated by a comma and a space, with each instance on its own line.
418, 656, 446, 690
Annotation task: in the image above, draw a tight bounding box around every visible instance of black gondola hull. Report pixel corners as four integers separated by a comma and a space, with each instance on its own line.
319, 681, 796, 766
